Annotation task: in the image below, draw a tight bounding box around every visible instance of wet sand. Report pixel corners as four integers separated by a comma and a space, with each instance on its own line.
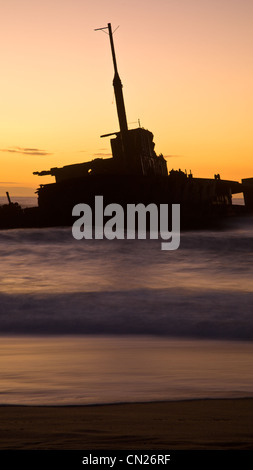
0, 398, 252, 450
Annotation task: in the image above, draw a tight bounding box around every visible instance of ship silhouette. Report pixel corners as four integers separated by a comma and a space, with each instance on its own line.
1, 23, 253, 230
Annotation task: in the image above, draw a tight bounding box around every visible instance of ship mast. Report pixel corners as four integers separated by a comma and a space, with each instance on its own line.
107, 23, 128, 135
95, 23, 129, 164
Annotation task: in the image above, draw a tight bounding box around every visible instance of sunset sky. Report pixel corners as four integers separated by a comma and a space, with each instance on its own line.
0, 0, 252, 196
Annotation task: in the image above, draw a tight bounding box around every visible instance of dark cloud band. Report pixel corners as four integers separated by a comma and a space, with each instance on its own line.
0, 147, 52, 156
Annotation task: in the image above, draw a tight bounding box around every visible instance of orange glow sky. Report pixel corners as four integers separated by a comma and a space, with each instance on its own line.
0, 0, 252, 196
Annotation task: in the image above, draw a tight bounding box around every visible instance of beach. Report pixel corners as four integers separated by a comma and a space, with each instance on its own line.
0, 398, 252, 450
1, 224, 253, 453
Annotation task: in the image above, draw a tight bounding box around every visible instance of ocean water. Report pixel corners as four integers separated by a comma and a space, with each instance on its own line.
0, 197, 252, 405
0, 195, 38, 208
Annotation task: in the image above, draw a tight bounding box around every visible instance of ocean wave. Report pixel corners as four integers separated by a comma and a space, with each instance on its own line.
1, 288, 253, 340
0, 214, 252, 247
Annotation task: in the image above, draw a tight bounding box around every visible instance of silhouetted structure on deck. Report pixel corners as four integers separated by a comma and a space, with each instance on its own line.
34, 24, 167, 182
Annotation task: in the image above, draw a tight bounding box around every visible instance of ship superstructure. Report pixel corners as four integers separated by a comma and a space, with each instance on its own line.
34, 23, 167, 184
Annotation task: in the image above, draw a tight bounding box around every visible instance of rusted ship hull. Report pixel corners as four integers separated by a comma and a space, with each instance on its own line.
0, 173, 248, 231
